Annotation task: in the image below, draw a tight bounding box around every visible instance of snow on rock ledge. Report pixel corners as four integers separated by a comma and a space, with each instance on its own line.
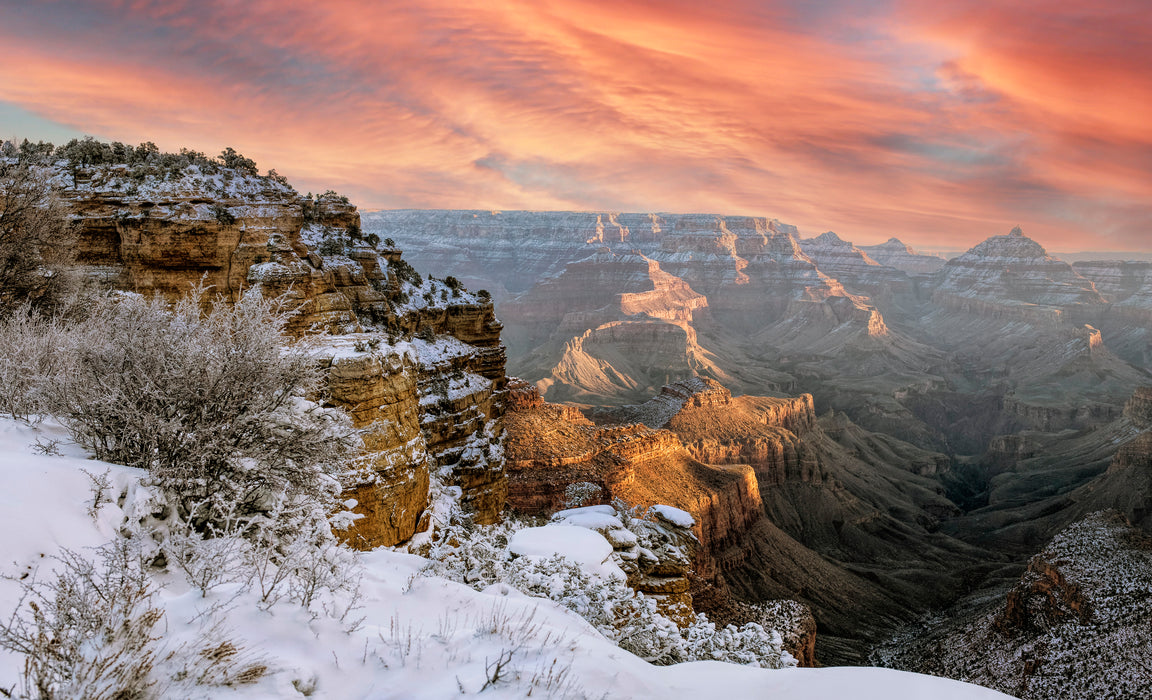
508, 524, 626, 582
651, 504, 695, 529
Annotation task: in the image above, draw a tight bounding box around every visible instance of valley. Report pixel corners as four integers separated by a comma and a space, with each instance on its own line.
1, 144, 1144, 695
367, 209, 1152, 677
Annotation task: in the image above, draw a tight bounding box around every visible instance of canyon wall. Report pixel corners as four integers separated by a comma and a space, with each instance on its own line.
61, 167, 509, 548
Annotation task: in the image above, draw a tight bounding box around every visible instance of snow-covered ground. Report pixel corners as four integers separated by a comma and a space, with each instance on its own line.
0, 418, 1016, 699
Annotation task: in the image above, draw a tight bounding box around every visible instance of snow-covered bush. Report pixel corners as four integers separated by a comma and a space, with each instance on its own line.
0, 154, 78, 315
155, 491, 364, 623
424, 519, 793, 669
0, 539, 162, 699
0, 309, 72, 421
682, 615, 793, 667
561, 481, 603, 509
43, 286, 357, 529
423, 517, 520, 589
504, 554, 685, 664
0, 537, 269, 699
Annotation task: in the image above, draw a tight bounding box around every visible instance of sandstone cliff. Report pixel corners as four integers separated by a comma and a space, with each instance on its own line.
506, 376, 991, 663
503, 380, 760, 579
58, 161, 509, 548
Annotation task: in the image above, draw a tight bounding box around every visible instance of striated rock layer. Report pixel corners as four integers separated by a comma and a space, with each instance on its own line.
59, 169, 510, 548
507, 377, 991, 663
932, 226, 1105, 318
858, 237, 946, 276
879, 511, 1152, 700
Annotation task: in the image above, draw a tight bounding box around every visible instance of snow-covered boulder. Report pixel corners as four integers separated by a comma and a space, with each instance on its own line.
508, 524, 626, 581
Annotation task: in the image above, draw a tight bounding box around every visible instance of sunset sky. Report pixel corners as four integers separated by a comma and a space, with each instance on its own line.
1, 1, 1149, 251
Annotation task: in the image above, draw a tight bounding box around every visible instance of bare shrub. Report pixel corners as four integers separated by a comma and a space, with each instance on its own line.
0, 309, 72, 421
81, 468, 113, 521
239, 509, 363, 622
0, 539, 162, 700
45, 286, 357, 528
0, 157, 78, 315
164, 617, 269, 690
163, 505, 253, 598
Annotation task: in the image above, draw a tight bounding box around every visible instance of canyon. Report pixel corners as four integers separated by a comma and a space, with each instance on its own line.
366, 209, 1152, 677
34, 164, 1152, 685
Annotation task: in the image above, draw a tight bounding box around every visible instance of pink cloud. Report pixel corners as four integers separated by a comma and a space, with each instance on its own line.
0, 0, 1148, 251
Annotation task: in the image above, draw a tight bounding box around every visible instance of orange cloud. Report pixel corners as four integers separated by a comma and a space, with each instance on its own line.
0, 0, 1148, 251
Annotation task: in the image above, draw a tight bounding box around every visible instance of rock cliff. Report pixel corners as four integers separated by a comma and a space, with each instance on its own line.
858, 237, 946, 275
932, 226, 1105, 316
503, 381, 760, 577
879, 511, 1152, 700
507, 376, 991, 663
57, 160, 509, 548
798, 231, 913, 297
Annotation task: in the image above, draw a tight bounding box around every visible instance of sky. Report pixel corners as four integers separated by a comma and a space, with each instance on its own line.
0, 1, 1149, 252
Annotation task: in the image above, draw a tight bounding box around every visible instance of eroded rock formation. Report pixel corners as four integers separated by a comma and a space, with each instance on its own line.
879, 511, 1152, 700
60, 167, 509, 548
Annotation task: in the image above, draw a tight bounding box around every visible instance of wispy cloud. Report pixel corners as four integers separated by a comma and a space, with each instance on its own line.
0, 0, 1148, 250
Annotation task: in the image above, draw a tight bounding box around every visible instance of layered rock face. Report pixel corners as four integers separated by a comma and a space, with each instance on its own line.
363, 210, 658, 296
798, 231, 913, 297
932, 226, 1105, 317
508, 376, 989, 663
880, 511, 1152, 700
499, 249, 724, 405
60, 168, 509, 548
647, 215, 844, 325
599, 378, 818, 487
313, 338, 430, 547
858, 237, 946, 275
503, 381, 763, 581
499, 250, 706, 354
66, 171, 380, 334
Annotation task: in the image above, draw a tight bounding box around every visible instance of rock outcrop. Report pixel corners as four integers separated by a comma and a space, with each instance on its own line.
879, 511, 1152, 700
503, 381, 762, 581
507, 376, 991, 663
498, 248, 724, 405
798, 231, 913, 297
58, 163, 510, 548
313, 338, 430, 548
858, 237, 946, 275
932, 226, 1105, 318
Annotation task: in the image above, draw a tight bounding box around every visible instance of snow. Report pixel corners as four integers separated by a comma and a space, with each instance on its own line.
0, 420, 145, 683
508, 525, 625, 582
0, 417, 1017, 699
551, 505, 625, 533
650, 504, 695, 528
412, 335, 476, 368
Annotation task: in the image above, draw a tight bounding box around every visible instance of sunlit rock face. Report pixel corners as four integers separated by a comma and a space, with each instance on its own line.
61, 172, 510, 548
502, 380, 763, 584
497, 248, 721, 405
647, 215, 843, 324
